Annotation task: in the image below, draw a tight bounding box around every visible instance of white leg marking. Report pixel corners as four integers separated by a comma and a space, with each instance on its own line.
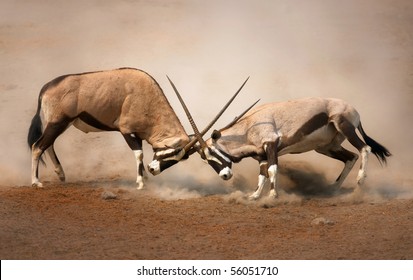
357, 146, 371, 185
31, 148, 43, 187
268, 164, 278, 198
134, 150, 145, 190
249, 174, 267, 200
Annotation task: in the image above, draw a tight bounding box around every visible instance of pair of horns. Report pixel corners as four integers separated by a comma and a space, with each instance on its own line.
166, 76, 256, 153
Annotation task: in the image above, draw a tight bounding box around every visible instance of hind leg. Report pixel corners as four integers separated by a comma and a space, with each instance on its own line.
265, 140, 279, 198
356, 146, 371, 185
123, 133, 146, 190
31, 145, 44, 187
316, 145, 358, 189
31, 122, 69, 187
46, 145, 65, 182
333, 117, 371, 186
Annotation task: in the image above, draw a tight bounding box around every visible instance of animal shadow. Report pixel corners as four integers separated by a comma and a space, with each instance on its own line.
279, 161, 354, 198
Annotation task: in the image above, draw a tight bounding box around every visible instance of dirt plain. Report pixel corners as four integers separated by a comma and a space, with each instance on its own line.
1, 0, 413, 260
1, 177, 412, 260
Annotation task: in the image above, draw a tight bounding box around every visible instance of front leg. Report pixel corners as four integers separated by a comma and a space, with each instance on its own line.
123, 134, 146, 190
249, 160, 268, 200
265, 140, 279, 198
134, 150, 146, 190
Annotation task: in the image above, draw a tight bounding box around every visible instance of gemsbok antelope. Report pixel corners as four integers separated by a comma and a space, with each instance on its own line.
170, 91, 391, 199
27, 68, 248, 188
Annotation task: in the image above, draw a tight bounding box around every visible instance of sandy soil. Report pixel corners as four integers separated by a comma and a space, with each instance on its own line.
1, 182, 412, 260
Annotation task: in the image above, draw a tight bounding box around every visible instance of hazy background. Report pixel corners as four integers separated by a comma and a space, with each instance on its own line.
1, 0, 412, 199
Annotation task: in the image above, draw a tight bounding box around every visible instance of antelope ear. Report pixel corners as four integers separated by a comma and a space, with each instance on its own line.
211, 130, 221, 141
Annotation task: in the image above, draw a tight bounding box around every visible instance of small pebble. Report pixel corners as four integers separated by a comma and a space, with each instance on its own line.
101, 191, 117, 200
311, 217, 335, 226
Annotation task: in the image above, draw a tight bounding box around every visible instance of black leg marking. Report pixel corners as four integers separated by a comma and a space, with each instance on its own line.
259, 160, 269, 177
336, 118, 366, 151
35, 121, 70, 151
123, 133, 143, 151
46, 145, 65, 182
31, 120, 70, 187
316, 146, 358, 188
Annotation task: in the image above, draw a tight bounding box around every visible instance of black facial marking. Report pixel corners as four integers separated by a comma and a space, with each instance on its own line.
159, 160, 179, 172
204, 147, 233, 174
153, 148, 183, 161
208, 159, 230, 174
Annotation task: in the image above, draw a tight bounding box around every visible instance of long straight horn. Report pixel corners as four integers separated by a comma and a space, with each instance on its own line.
167, 76, 250, 152
166, 76, 207, 152
220, 98, 260, 131
198, 77, 250, 137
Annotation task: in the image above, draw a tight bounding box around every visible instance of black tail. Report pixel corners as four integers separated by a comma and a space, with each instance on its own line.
27, 95, 45, 164
357, 122, 391, 165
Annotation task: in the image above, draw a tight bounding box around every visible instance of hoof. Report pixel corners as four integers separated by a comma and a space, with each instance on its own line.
248, 194, 260, 200
136, 183, 145, 190
32, 182, 43, 188
356, 173, 367, 185
54, 169, 66, 182
268, 190, 278, 199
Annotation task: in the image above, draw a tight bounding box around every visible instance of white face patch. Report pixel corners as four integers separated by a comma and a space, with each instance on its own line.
155, 149, 185, 162
148, 160, 160, 175
219, 166, 233, 180
155, 148, 176, 157
163, 149, 185, 162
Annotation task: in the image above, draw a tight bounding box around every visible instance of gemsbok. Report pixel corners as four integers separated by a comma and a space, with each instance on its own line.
170, 90, 392, 199
27, 68, 248, 188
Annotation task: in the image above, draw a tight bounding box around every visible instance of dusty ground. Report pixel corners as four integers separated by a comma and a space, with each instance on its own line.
1, 181, 412, 260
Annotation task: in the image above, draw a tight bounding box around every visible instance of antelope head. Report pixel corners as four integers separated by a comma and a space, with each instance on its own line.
167, 76, 257, 180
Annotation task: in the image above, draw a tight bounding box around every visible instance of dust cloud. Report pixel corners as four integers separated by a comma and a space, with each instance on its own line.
0, 0, 412, 202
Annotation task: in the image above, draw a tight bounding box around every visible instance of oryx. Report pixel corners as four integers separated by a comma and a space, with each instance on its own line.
27, 68, 247, 188
169, 90, 391, 199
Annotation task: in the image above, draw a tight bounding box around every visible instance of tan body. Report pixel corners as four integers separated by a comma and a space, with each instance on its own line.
206, 97, 391, 199
28, 68, 190, 188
